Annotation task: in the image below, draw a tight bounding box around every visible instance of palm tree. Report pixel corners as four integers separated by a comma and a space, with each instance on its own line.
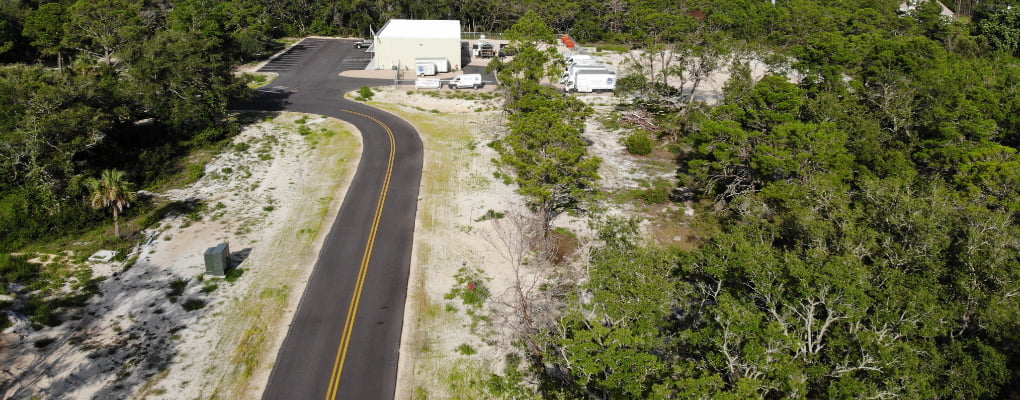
87, 169, 137, 238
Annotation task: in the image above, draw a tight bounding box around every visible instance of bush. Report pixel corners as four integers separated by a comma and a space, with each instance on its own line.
181, 298, 206, 311
168, 278, 188, 298
225, 268, 244, 283
29, 301, 61, 327
475, 209, 505, 222
457, 343, 477, 355
201, 282, 219, 293
444, 267, 489, 308
34, 337, 56, 348
185, 163, 206, 183
624, 131, 654, 155
0, 312, 10, 330
0, 254, 38, 288
357, 86, 374, 101
596, 44, 630, 53
633, 178, 674, 204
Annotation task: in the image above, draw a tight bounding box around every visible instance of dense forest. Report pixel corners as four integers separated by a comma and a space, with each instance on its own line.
483, 2, 1019, 399
1, 0, 1018, 398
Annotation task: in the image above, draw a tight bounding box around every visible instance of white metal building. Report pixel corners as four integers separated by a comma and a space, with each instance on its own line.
371, 19, 462, 71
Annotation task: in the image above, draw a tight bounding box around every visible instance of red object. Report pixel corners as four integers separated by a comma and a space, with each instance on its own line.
561, 35, 576, 48
469, 282, 476, 291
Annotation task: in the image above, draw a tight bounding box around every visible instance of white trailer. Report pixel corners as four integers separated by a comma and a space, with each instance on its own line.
565, 54, 596, 66
415, 78, 442, 89
560, 64, 608, 84
564, 69, 616, 93
415, 57, 450, 73
415, 61, 437, 76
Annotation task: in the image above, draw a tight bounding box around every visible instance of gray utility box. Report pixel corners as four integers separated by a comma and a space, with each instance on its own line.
204, 242, 231, 276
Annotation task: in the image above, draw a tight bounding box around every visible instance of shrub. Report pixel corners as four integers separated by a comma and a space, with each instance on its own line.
475, 209, 505, 222
0, 254, 38, 288
185, 163, 206, 183
596, 44, 630, 53
181, 298, 206, 311
624, 132, 653, 155
634, 178, 674, 204
29, 301, 61, 327
357, 86, 374, 100
225, 268, 245, 283
444, 267, 489, 308
168, 278, 188, 298
457, 343, 477, 355
201, 282, 219, 293
34, 337, 56, 348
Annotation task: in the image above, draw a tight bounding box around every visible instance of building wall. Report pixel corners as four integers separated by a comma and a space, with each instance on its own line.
373, 37, 462, 71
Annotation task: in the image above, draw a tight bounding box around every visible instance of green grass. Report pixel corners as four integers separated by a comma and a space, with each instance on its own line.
417, 90, 501, 101
208, 112, 360, 397
456, 343, 477, 355
242, 73, 276, 89
444, 267, 490, 308
371, 104, 478, 232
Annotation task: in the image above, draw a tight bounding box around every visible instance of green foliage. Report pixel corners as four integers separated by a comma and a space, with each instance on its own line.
456, 343, 476, 355
356, 86, 374, 101
623, 131, 653, 155
444, 267, 489, 308
474, 209, 505, 222
978, 6, 1020, 56
33, 337, 56, 348
224, 268, 244, 282
181, 298, 206, 311
86, 169, 137, 237
631, 178, 673, 204
595, 44, 629, 53
28, 299, 60, 327
167, 278, 188, 298
538, 176, 1020, 398
201, 282, 219, 293
0, 254, 39, 290
490, 41, 601, 230
503, 11, 555, 44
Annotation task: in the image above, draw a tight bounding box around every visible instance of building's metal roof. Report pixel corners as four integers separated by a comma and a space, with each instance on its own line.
377, 19, 461, 40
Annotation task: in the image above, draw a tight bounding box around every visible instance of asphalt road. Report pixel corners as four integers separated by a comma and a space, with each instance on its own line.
244, 39, 423, 400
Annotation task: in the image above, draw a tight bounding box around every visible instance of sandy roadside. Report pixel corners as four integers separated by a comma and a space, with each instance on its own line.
0, 112, 362, 399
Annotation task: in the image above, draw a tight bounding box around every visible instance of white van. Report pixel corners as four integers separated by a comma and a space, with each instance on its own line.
448, 74, 483, 89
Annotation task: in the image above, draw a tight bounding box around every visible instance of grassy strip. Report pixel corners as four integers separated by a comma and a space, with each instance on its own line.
369, 102, 499, 398
208, 115, 361, 397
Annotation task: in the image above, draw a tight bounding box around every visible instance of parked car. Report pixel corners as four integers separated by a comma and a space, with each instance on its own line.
353, 39, 373, 49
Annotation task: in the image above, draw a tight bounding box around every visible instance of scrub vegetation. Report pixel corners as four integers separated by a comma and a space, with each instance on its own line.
1, 0, 1018, 399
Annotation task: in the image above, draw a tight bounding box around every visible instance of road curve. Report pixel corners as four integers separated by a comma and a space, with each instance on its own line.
244, 38, 423, 400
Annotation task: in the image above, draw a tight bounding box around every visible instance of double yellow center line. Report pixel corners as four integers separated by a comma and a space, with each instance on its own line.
324, 109, 397, 400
